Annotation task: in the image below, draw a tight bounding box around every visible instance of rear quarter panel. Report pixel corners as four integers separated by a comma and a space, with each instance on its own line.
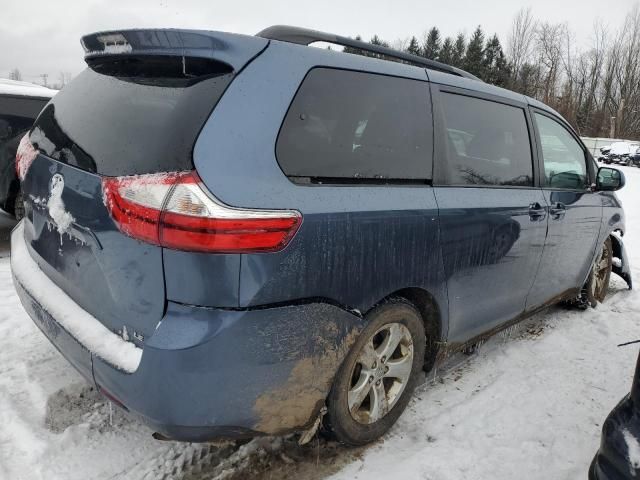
193, 42, 449, 333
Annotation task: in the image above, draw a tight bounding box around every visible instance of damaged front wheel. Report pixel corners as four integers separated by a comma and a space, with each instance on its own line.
323, 299, 426, 446
587, 237, 613, 306
576, 237, 613, 308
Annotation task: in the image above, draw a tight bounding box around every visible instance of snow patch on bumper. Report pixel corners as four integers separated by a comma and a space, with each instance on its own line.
10, 222, 141, 373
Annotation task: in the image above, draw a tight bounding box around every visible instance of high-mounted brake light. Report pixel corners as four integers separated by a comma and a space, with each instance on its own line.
16, 134, 37, 181
102, 171, 302, 253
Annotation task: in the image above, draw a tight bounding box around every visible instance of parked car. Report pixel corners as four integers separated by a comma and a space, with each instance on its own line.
624, 144, 640, 166
10, 26, 632, 446
607, 142, 637, 166
590, 346, 640, 479
598, 145, 612, 163
0, 79, 56, 219
630, 146, 640, 167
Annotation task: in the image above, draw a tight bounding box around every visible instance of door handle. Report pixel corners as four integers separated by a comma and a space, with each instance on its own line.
549, 202, 566, 220
528, 202, 546, 221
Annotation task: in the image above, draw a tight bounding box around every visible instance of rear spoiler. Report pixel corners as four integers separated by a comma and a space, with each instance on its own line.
80, 29, 269, 72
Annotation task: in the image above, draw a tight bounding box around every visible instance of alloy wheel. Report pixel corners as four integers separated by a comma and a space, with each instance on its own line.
347, 323, 414, 424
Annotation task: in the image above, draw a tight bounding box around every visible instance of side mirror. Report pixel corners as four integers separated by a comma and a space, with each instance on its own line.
597, 167, 625, 191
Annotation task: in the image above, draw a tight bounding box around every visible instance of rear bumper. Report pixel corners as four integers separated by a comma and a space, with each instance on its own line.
11, 221, 142, 373
14, 273, 94, 383
11, 223, 365, 440
95, 301, 365, 441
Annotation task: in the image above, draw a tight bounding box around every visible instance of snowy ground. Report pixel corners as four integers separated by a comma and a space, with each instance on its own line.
2, 169, 640, 480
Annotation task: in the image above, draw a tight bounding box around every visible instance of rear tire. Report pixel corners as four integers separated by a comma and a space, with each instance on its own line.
323, 299, 426, 446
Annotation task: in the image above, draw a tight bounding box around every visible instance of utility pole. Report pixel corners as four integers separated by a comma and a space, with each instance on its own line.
39, 73, 48, 87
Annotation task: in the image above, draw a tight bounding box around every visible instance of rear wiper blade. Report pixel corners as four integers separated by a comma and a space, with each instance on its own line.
618, 339, 640, 347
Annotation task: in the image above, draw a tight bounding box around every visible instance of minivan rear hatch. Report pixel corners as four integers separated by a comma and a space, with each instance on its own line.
18, 29, 268, 348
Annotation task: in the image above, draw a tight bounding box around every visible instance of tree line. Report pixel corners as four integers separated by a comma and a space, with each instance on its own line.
345, 27, 510, 87
8, 68, 71, 90
344, 6, 640, 140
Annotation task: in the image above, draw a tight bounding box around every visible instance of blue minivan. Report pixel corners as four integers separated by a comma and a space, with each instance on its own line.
10, 26, 632, 445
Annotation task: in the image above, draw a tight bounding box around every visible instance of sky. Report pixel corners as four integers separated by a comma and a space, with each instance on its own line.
1, 0, 638, 86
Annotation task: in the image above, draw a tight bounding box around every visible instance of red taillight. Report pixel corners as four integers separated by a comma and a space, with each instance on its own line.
102, 171, 302, 253
16, 134, 37, 181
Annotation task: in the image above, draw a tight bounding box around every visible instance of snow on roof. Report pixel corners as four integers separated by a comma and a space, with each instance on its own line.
610, 141, 633, 155
0, 78, 57, 98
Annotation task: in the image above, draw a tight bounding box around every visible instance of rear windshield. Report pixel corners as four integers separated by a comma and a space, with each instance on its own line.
30, 56, 234, 176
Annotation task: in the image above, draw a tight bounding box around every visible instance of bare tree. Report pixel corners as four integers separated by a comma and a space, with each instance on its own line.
56, 71, 72, 89
391, 38, 409, 52
614, 5, 640, 137
507, 8, 536, 83
535, 22, 567, 105
577, 21, 608, 135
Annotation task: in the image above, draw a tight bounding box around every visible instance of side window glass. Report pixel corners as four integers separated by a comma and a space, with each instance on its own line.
276, 68, 433, 180
439, 93, 533, 187
534, 113, 587, 190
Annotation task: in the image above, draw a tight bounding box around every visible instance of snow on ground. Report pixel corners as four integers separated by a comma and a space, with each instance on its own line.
2, 168, 640, 480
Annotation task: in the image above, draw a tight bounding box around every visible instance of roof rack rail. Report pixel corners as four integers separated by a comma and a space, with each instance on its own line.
256, 25, 480, 81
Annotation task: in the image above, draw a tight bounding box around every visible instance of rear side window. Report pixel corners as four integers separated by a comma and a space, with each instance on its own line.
534, 113, 587, 190
30, 56, 233, 176
439, 93, 533, 187
276, 68, 432, 181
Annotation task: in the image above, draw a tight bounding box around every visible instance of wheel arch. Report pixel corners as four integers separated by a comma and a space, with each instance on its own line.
367, 287, 444, 372
609, 232, 633, 289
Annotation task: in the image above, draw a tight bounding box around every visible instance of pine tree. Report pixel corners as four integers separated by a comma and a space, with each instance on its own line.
366, 35, 390, 60
370, 35, 389, 47
483, 34, 511, 87
423, 27, 441, 60
514, 62, 540, 97
452, 34, 466, 68
464, 26, 485, 78
406, 36, 422, 56
343, 35, 364, 56
439, 37, 455, 65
